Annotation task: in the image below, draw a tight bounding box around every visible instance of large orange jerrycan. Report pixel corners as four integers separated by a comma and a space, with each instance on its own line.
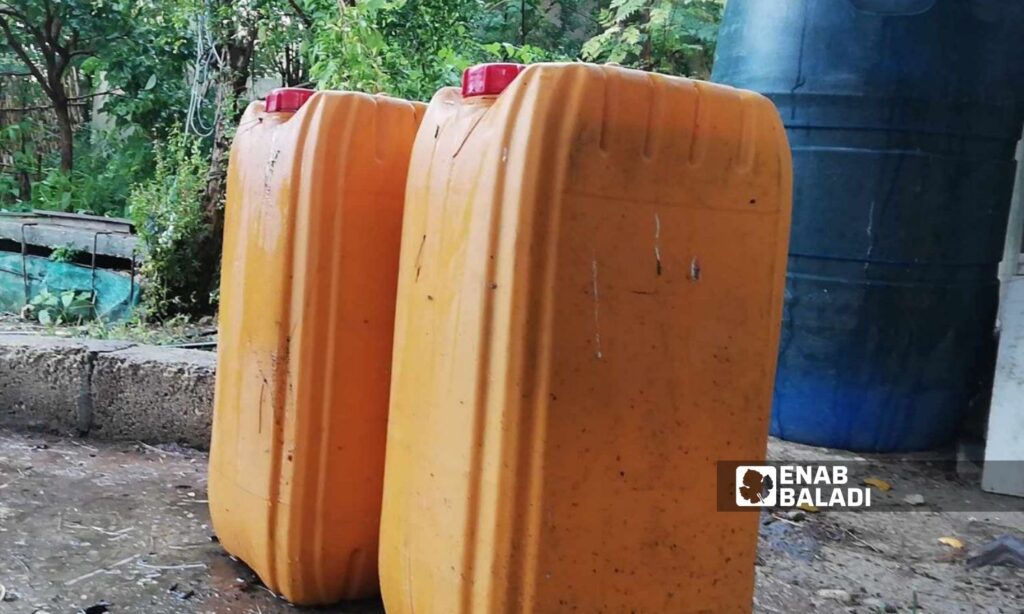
379, 63, 792, 613
209, 88, 424, 605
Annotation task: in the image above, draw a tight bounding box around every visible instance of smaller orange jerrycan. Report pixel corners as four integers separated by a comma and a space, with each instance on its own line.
208, 87, 424, 605
379, 63, 792, 613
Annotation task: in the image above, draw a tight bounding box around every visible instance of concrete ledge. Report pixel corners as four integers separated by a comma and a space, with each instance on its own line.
0, 216, 141, 261
0, 334, 214, 449
90, 345, 215, 449
0, 336, 91, 433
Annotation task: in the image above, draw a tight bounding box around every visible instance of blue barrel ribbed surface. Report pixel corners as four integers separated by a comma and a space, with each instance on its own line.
712, 0, 1024, 451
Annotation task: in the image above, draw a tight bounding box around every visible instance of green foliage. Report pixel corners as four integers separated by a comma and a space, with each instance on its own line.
128, 128, 210, 316
478, 41, 569, 64
81, 311, 209, 345
0, 0, 158, 175
257, 4, 311, 87
582, 0, 723, 78
0, 112, 46, 206
305, 0, 596, 101
28, 129, 154, 216
26, 289, 95, 326
0, 176, 19, 206
475, 0, 600, 56
1, 0, 727, 321
305, 0, 724, 101
49, 245, 84, 263
0, 0, 189, 213
84, 18, 195, 140
0, 0, 142, 82
307, 0, 483, 101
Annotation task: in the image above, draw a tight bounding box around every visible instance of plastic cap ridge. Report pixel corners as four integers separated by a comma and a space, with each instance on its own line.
461, 63, 526, 97
265, 88, 315, 112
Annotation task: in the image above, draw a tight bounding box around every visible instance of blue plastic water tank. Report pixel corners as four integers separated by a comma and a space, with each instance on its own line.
712, 0, 1024, 451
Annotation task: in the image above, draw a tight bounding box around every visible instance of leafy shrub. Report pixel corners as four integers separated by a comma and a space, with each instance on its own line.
308, 0, 483, 101
128, 128, 210, 317
82, 311, 205, 345
29, 129, 154, 217
49, 244, 83, 263
0, 118, 42, 207
581, 0, 723, 78
478, 41, 569, 64
474, 0, 600, 57
0, 174, 21, 207
25, 289, 95, 326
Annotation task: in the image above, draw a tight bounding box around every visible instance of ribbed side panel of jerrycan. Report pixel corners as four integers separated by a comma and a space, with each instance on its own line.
209, 90, 424, 605
713, 0, 1024, 451
380, 63, 792, 614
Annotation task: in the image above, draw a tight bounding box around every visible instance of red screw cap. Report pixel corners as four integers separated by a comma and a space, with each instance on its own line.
265, 87, 314, 113
461, 63, 526, 98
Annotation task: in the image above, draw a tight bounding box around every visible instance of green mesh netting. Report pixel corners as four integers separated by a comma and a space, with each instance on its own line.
0, 252, 139, 322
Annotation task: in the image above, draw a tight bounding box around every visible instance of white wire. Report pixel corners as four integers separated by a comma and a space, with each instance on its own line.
185, 4, 218, 138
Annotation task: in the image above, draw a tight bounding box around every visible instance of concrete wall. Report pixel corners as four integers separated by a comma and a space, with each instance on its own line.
0, 334, 214, 449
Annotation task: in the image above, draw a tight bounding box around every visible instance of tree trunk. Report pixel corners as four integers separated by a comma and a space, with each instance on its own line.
52, 96, 74, 173
641, 7, 654, 71
521, 0, 527, 44
18, 120, 32, 201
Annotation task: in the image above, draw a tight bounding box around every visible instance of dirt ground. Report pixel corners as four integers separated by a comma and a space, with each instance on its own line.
757, 440, 1024, 613
0, 429, 1021, 614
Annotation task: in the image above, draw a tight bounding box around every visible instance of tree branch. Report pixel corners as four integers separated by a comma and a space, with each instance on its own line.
0, 91, 126, 113
0, 15, 53, 97
0, 101, 89, 112
0, 4, 28, 22
286, 0, 313, 27
68, 89, 123, 101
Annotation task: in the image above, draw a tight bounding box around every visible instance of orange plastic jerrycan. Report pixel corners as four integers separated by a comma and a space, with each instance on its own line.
209, 87, 424, 605
379, 63, 792, 613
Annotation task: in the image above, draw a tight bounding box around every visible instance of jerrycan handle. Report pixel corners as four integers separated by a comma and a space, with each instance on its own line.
848, 0, 936, 15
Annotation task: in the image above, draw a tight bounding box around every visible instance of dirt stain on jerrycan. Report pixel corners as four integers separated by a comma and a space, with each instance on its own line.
208, 88, 424, 605
380, 63, 792, 613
